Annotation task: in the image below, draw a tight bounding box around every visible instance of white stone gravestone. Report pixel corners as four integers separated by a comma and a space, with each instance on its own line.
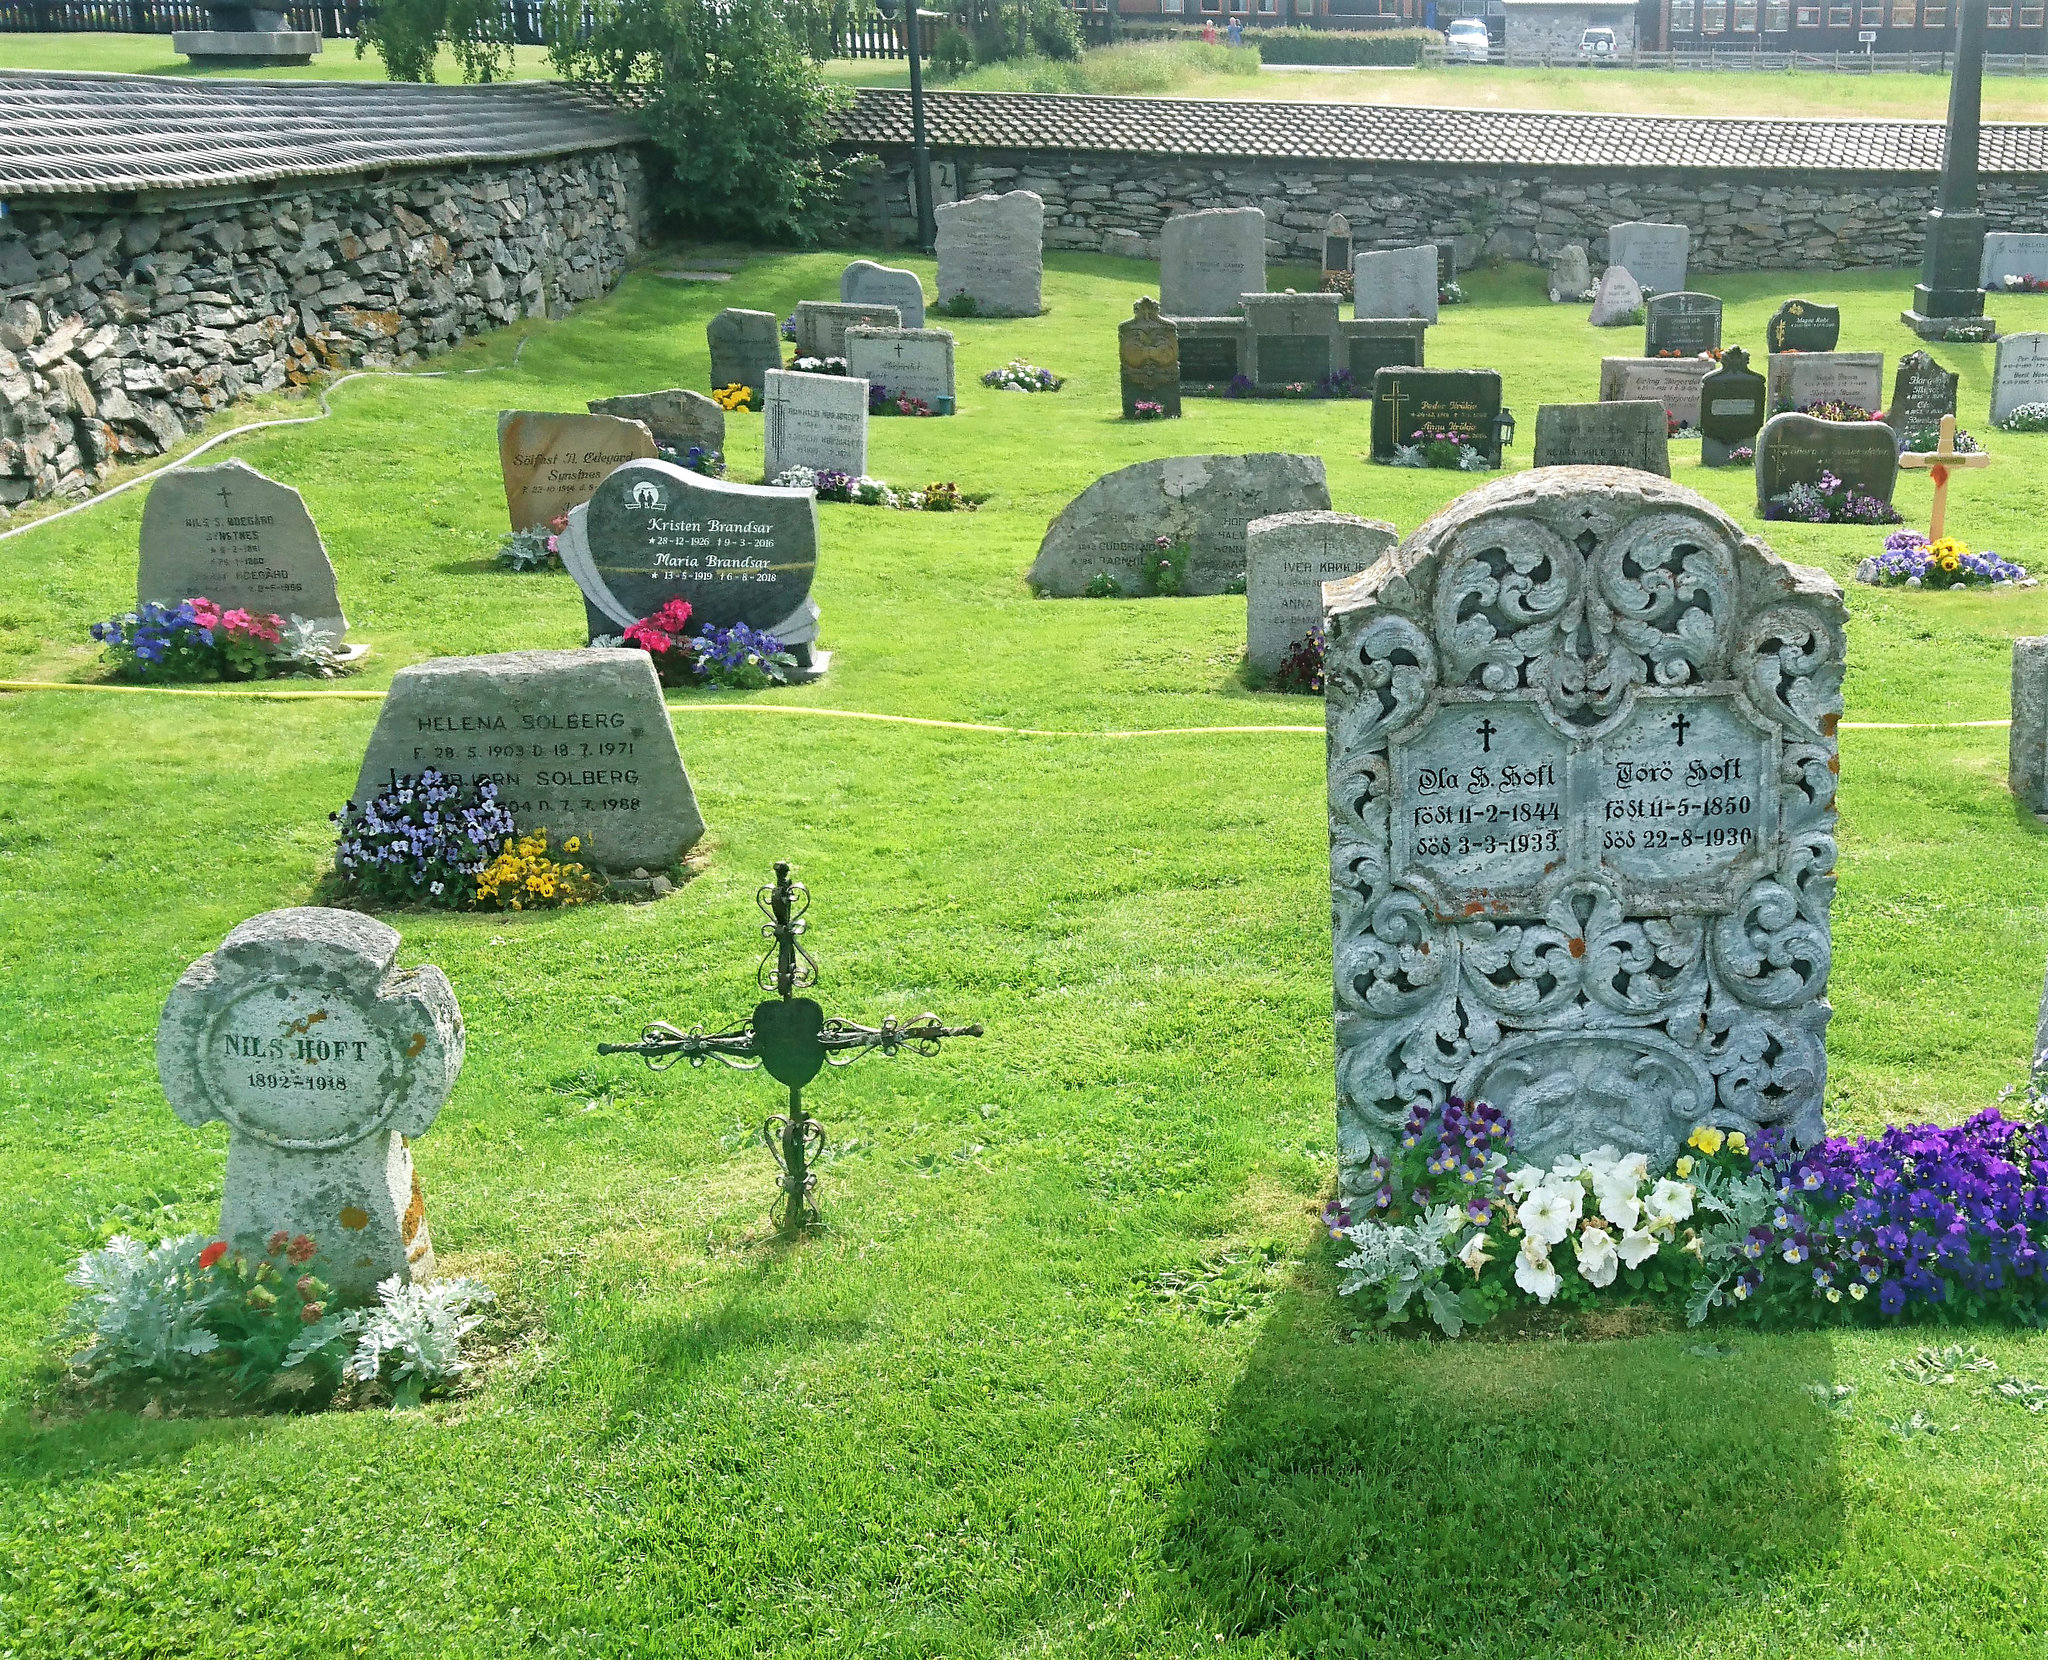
138, 460, 346, 637
763, 369, 869, 482
1992, 333, 2048, 425
2011, 635, 2048, 816
157, 908, 464, 1300
1766, 351, 1885, 414
935, 190, 1044, 317
1245, 510, 1396, 675
1353, 245, 1438, 324
840, 258, 927, 328
846, 326, 956, 411
1159, 207, 1268, 318
1607, 222, 1690, 296
1588, 265, 1643, 328
1325, 466, 1843, 1194
1981, 233, 2048, 292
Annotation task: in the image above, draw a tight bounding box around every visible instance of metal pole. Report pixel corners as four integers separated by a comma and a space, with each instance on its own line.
909, 7, 937, 254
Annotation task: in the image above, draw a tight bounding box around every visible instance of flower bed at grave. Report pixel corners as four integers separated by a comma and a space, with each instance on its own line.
1797, 399, 1875, 423
866, 386, 937, 418
1898, 424, 1981, 456
499, 513, 566, 571
2000, 402, 2048, 434
1334, 1099, 2048, 1338
609, 596, 798, 690
1439, 280, 1465, 306
1857, 530, 2031, 589
1130, 400, 1167, 420
770, 467, 977, 511
57, 1227, 493, 1411
1269, 629, 1325, 695
1763, 469, 1902, 525
712, 383, 755, 412
1084, 533, 1190, 599
656, 442, 725, 475
1224, 371, 1357, 401
1385, 426, 1492, 472
788, 354, 849, 376
329, 771, 599, 910
1994, 275, 2048, 294
88, 597, 355, 681
982, 360, 1063, 393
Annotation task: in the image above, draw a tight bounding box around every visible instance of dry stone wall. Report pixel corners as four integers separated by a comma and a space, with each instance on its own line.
0, 147, 645, 515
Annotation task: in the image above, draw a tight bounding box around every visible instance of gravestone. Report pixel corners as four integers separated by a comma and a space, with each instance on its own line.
762, 369, 868, 482
1982, 233, 2048, 291
1588, 265, 1643, 328
1532, 401, 1669, 476
1754, 412, 1900, 515
1028, 452, 1330, 598
1699, 345, 1768, 465
1353, 244, 1438, 323
1643, 292, 1722, 357
1549, 243, 1591, 301
935, 190, 1044, 317
1346, 319, 1427, 388
839, 258, 926, 328
1885, 350, 1959, 442
1245, 292, 1340, 390
793, 300, 900, 362
1991, 333, 2048, 425
353, 648, 705, 873
1599, 356, 1716, 428
1159, 207, 1267, 318
846, 326, 956, 412
1177, 320, 1245, 389
1119, 298, 1181, 418
1768, 351, 1885, 414
157, 908, 464, 1300
1325, 466, 1842, 1187
1765, 298, 1841, 354
586, 389, 725, 454
498, 410, 656, 532
138, 460, 345, 635
1322, 212, 1353, 278
559, 458, 822, 668
707, 308, 782, 398
1606, 222, 1689, 295
1371, 367, 1504, 465
2011, 636, 2048, 815
1245, 510, 1396, 675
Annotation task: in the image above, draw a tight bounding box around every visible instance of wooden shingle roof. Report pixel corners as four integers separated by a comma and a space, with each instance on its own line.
0, 71, 640, 197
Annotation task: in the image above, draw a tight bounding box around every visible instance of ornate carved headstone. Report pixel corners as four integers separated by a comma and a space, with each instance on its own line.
1119, 298, 1181, 419
138, 460, 346, 636
497, 411, 656, 532
1325, 467, 1842, 1192
1159, 207, 1267, 318
157, 908, 465, 1300
1766, 299, 1841, 354
707, 308, 782, 398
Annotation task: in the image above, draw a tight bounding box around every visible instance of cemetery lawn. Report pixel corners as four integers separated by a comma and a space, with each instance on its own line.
0, 32, 558, 79
5, 255, 2048, 1657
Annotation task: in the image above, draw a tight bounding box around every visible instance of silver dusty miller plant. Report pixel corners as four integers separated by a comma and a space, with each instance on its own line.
1324, 469, 1845, 1201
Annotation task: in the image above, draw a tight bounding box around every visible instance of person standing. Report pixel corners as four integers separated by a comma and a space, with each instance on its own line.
1226, 14, 1242, 43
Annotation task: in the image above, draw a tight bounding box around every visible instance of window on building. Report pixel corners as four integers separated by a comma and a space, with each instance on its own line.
1859, 0, 1882, 21
1734, 1, 1759, 28
1702, 0, 1727, 27
1295, 0, 1316, 12
1766, 0, 1791, 25
1229, 0, 1248, 12
1200, 0, 1220, 13
1922, 3, 1946, 24
1795, 3, 1821, 22
1987, 3, 2012, 20
1671, 0, 1696, 27
1258, 0, 1278, 12
1827, 3, 1852, 23
1889, 0, 1914, 22
2021, 3, 2045, 23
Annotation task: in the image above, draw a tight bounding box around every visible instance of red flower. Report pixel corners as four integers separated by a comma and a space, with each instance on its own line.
266, 1230, 290, 1255
198, 1240, 229, 1269
287, 1233, 316, 1265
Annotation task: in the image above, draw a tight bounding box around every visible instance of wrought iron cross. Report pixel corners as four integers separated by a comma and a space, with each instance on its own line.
1899, 413, 1992, 540
597, 861, 984, 1234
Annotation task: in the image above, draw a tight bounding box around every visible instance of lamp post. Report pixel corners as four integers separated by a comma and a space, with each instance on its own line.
1904, 0, 1996, 341
876, 0, 938, 254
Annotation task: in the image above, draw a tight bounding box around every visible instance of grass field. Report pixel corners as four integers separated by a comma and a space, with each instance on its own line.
4, 251, 2048, 1655
0, 31, 557, 80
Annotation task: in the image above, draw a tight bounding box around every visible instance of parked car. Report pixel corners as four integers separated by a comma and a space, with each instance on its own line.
1579, 25, 1618, 59
1443, 18, 1492, 62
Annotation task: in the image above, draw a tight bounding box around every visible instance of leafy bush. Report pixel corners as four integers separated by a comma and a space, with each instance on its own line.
1247, 25, 1435, 64
356, 0, 513, 80
1143, 534, 1189, 597
1083, 571, 1124, 599
330, 771, 516, 908
61, 1234, 224, 1389
498, 512, 568, 571
290, 1275, 495, 1408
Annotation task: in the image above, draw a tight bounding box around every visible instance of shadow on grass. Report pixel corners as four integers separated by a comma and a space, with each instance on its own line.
1162, 1261, 1844, 1658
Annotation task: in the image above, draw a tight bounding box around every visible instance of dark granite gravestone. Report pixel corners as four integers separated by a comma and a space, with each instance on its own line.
563, 459, 821, 660
1371, 368, 1504, 465
707, 309, 782, 398
1245, 292, 1340, 390
1644, 292, 1723, 358
1346, 321, 1426, 388
1119, 298, 1181, 419
1322, 213, 1352, 278
1766, 299, 1842, 354
1886, 350, 1960, 442
1532, 402, 1669, 476
1699, 345, 1768, 465
1178, 327, 1243, 388
1753, 413, 1900, 517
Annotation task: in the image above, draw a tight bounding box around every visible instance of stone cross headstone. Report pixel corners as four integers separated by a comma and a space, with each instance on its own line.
1768, 351, 1885, 414
1991, 333, 2048, 425
1643, 292, 1723, 358
839, 258, 926, 328
157, 907, 465, 1300
498, 410, 656, 532
1982, 233, 2048, 291
1549, 243, 1591, 302
846, 326, 956, 412
138, 459, 346, 636
1370, 367, 1504, 464
1765, 299, 1842, 354
1244, 510, 1395, 675
1322, 213, 1353, 280
1159, 207, 1268, 318
762, 369, 868, 482
935, 190, 1044, 317
1885, 350, 1960, 442
353, 648, 705, 873
793, 301, 901, 363
1599, 356, 1716, 429
559, 457, 823, 667
1532, 401, 1670, 476
1754, 412, 1900, 515
1119, 298, 1181, 419
1353, 245, 1438, 323
1606, 222, 1689, 295
1325, 466, 1842, 1188
1028, 452, 1331, 598
2011, 635, 2048, 815
1244, 291, 1340, 390
1699, 345, 1768, 465
1588, 265, 1643, 328
707, 308, 782, 399
586, 389, 725, 455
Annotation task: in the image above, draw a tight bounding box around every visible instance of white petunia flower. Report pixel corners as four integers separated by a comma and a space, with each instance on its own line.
1549, 1153, 1590, 1183
1505, 1165, 1546, 1200
1609, 1151, 1651, 1187
1618, 1227, 1662, 1268
1573, 1224, 1619, 1288
1645, 1178, 1696, 1227
1514, 1240, 1560, 1302
1457, 1232, 1494, 1275
1519, 1182, 1583, 1248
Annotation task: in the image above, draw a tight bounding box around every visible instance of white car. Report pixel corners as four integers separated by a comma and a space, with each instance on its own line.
1443, 19, 1492, 62
1579, 25, 1618, 58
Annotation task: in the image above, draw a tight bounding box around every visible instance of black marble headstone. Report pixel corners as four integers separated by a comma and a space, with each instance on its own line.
1698, 345, 1768, 465
1644, 292, 1723, 358
1753, 412, 1900, 515
1885, 349, 1960, 442
1766, 299, 1842, 354
1372, 368, 1504, 464
1179, 334, 1242, 386
1259, 334, 1332, 388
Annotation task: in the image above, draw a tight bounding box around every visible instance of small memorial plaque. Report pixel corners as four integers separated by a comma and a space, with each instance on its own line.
1346, 321, 1425, 388
1258, 333, 1332, 388
1179, 330, 1243, 387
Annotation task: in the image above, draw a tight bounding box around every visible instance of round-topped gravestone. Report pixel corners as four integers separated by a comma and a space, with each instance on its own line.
1754, 412, 1900, 516
157, 908, 464, 1299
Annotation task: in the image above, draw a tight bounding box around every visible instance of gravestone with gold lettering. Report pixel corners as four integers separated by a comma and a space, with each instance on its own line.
1325, 466, 1843, 1190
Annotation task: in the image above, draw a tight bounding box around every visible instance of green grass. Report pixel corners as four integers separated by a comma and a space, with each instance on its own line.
4, 249, 2048, 1655
925, 40, 1262, 95
0, 31, 557, 80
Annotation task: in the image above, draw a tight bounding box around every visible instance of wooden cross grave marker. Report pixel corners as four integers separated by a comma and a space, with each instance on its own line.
1899, 414, 1992, 540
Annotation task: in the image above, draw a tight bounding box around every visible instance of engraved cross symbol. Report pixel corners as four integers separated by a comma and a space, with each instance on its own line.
1382, 378, 1410, 446
1476, 718, 1497, 753
1671, 710, 1691, 747
215, 484, 234, 512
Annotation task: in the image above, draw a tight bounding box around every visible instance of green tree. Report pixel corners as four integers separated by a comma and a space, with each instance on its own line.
356, 0, 515, 81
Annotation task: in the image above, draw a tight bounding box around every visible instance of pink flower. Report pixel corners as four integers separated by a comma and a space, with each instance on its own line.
188, 596, 222, 628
